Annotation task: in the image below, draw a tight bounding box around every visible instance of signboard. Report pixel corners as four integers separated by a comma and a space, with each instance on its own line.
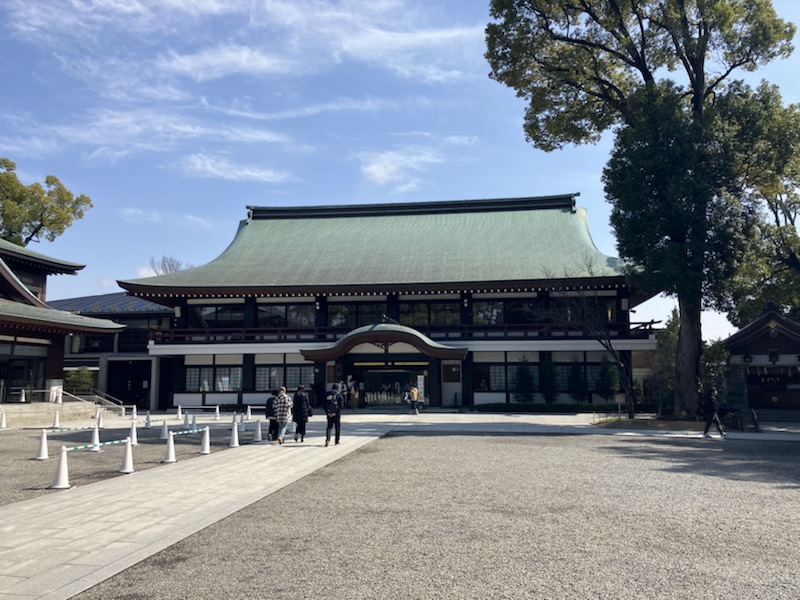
417, 375, 426, 405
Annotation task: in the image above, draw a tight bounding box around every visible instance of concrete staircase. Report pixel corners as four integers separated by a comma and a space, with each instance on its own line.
0, 402, 114, 428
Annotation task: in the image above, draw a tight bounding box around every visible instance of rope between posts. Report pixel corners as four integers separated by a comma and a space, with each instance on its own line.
67, 438, 129, 451
50, 425, 97, 432
171, 428, 205, 437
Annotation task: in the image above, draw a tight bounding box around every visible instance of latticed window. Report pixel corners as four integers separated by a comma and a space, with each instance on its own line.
473, 365, 507, 391
255, 366, 282, 391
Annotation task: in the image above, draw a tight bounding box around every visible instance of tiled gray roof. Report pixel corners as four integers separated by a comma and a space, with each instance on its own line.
0, 298, 125, 333
49, 292, 170, 314
119, 195, 623, 294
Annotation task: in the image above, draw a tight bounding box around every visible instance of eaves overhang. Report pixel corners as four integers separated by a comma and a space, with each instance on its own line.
300, 322, 468, 361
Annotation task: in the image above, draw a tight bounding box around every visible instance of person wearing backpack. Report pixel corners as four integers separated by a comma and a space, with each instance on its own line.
265, 390, 278, 441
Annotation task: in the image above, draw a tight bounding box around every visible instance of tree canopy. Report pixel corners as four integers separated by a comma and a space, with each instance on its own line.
486, 0, 796, 415
0, 158, 93, 246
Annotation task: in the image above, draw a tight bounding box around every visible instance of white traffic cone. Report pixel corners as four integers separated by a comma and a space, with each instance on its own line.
48, 446, 71, 489
246, 405, 252, 421
200, 426, 211, 455
0, 411, 6, 429
191, 414, 197, 430
56, 388, 63, 404
35, 429, 50, 460
119, 437, 135, 474
129, 419, 139, 446
160, 419, 169, 440
253, 419, 263, 443
231, 412, 237, 426
132, 405, 138, 420
52, 411, 60, 429
94, 407, 101, 421
97, 411, 105, 429
229, 422, 240, 448
89, 423, 102, 452
145, 411, 152, 429
238, 413, 245, 432
162, 431, 177, 464
214, 405, 220, 421
176, 405, 183, 421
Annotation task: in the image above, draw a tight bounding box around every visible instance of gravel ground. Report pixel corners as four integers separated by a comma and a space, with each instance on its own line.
65, 434, 800, 600
0, 420, 248, 506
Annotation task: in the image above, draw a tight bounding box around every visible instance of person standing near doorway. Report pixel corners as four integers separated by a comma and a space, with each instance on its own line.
409, 382, 420, 415
274, 386, 293, 444
702, 384, 727, 439
325, 391, 341, 447
292, 384, 312, 442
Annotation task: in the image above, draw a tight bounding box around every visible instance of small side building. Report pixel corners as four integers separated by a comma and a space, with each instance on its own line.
724, 306, 800, 410
0, 239, 124, 403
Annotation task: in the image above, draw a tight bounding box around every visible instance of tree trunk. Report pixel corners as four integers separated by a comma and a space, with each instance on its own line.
674, 294, 702, 416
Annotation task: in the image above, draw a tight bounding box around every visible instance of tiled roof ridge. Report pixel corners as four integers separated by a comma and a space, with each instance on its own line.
246, 194, 578, 221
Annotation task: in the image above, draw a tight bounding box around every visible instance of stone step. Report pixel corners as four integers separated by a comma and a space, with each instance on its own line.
0, 403, 117, 428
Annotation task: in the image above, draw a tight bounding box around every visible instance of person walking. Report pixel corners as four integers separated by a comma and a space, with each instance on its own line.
409, 382, 420, 415
265, 389, 279, 442
325, 391, 341, 447
273, 386, 293, 444
702, 384, 727, 439
292, 384, 312, 442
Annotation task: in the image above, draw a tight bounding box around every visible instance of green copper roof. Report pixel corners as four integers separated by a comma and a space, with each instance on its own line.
119, 195, 623, 295
0, 238, 84, 274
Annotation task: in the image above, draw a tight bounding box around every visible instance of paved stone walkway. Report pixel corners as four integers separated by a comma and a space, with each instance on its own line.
1, 411, 797, 600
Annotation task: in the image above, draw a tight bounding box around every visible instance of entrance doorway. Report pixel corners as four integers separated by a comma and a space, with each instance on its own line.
348, 362, 427, 407
108, 360, 152, 409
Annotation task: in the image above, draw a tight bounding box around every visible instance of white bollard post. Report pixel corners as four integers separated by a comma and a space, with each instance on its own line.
176, 405, 183, 421
119, 437, 135, 474
97, 411, 105, 430
238, 413, 245, 433
160, 419, 169, 440
246, 405, 252, 421
49, 446, 71, 489
231, 412, 237, 426
214, 405, 220, 421
229, 421, 240, 448
119, 405, 125, 417
35, 429, 50, 460
145, 411, 152, 429
89, 423, 102, 452
253, 419, 263, 443
52, 411, 60, 429
162, 431, 177, 464
94, 407, 101, 421
183, 412, 190, 428
56, 388, 63, 404
200, 426, 211, 455
129, 419, 139, 446
132, 405, 138, 420
20, 389, 26, 403
0, 411, 6, 429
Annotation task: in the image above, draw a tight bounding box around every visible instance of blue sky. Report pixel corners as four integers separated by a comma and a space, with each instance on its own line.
2, 0, 799, 340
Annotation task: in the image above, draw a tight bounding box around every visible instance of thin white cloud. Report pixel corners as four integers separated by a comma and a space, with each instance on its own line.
180, 153, 293, 183
136, 266, 158, 278
121, 208, 162, 224
200, 96, 396, 121
444, 135, 479, 146
157, 45, 297, 82
357, 147, 444, 193
181, 214, 214, 230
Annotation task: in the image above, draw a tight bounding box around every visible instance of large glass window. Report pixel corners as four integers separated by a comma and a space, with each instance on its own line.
255, 365, 314, 391
186, 366, 241, 392
473, 365, 507, 391
506, 300, 545, 324
189, 305, 245, 328
400, 302, 460, 327
328, 303, 387, 327
258, 304, 316, 327
473, 301, 504, 325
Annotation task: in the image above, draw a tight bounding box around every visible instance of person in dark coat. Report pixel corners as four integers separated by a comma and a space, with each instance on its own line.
292, 384, 312, 442
324, 392, 342, 447
265, 390, 279, 442
702, 384, 727, 439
